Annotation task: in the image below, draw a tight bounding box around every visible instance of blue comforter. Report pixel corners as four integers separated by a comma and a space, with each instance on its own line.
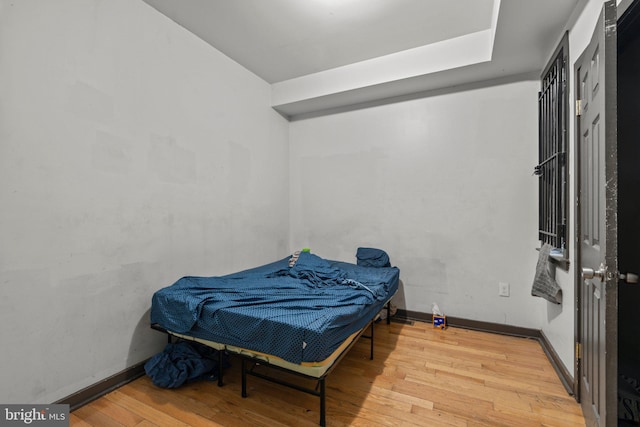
151, 252, 399, 364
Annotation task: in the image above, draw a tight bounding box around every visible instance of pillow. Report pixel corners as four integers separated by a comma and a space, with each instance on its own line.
356, 247, 391, 268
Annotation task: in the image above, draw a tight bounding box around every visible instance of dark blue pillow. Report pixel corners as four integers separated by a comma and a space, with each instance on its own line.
356, 247, 391, 268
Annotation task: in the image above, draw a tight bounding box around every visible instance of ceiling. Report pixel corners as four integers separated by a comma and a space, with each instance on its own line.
142, 0, 584, 119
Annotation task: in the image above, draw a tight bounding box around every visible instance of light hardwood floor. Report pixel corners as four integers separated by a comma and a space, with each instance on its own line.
70, 321, 586, 426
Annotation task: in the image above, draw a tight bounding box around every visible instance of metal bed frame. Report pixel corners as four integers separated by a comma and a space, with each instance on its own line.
150, 302, 391, 426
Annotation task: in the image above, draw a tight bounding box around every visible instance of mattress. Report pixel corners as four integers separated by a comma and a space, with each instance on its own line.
151, 252, 399, 364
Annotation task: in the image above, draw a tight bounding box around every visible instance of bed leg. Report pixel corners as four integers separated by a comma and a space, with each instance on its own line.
217, 350, 223, 387
387, 301, 391, 325
319, 378, 326, 427
241, 359, 247, 398
370, 321, 374, 360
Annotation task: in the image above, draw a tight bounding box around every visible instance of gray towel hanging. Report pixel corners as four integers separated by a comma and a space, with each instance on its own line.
531, 243, 562, 304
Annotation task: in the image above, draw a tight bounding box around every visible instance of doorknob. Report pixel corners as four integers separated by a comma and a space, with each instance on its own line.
582, 264, 606, 281
582, 266, 639, 283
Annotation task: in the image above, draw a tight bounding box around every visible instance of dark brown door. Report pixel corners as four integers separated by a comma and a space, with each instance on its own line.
575, 1, 618, 426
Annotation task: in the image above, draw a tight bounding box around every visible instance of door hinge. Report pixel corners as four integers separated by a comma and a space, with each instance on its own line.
576, 99, 583, 116
576, 342, 582, 360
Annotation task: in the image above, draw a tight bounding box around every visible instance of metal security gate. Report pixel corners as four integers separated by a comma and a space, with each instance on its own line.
536, 36, 568, 250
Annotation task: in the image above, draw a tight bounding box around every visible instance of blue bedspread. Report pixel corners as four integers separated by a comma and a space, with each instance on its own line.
151, 252, 399, 364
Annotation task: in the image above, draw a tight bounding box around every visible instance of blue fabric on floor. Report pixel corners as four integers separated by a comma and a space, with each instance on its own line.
144, 341, 224, 388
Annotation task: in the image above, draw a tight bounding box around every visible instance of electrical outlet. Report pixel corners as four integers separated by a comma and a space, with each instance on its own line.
499, 282, 510, 297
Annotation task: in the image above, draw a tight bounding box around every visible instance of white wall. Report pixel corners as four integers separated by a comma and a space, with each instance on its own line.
0, 0, 289, 404
289, 79, 546, 329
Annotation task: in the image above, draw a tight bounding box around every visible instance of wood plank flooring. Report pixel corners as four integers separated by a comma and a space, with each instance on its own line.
70, 321, 585, 426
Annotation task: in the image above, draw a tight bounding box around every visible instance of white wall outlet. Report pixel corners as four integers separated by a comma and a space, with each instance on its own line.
499, 282, 510, 297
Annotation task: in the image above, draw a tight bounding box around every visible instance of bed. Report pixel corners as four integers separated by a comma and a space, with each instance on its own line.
150, 250, 399, 426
